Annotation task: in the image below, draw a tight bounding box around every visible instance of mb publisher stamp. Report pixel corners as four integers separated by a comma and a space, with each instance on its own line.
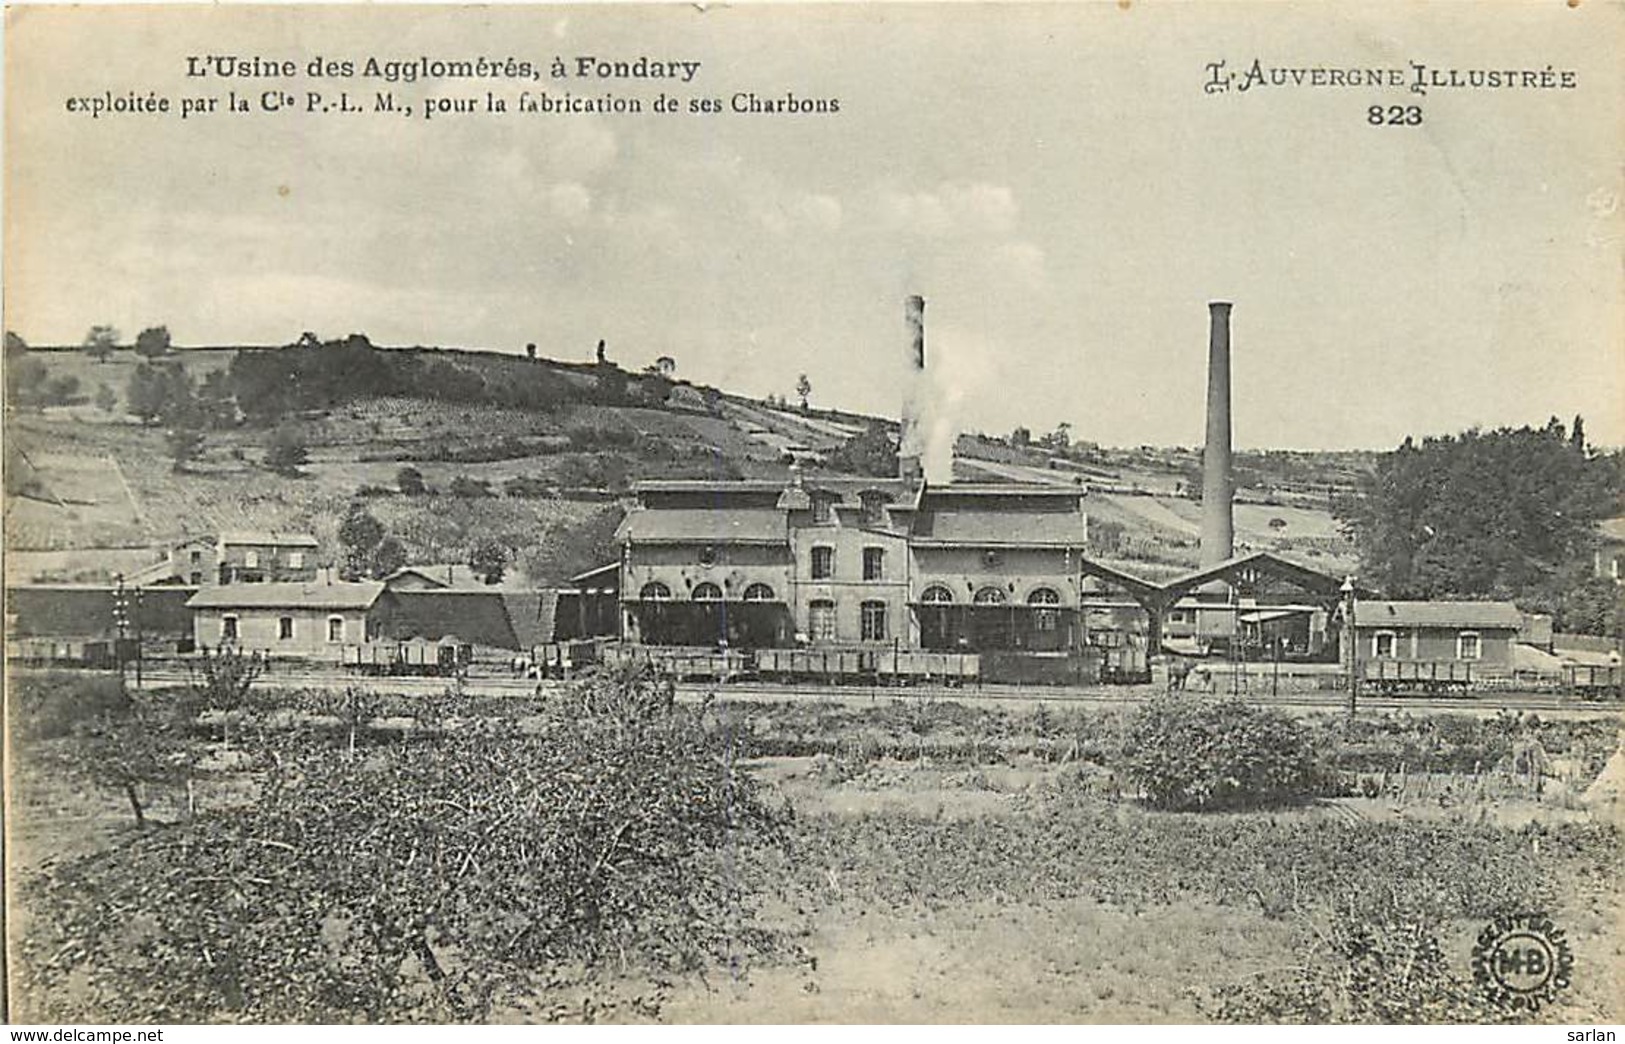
1471, 912, 1575, 1012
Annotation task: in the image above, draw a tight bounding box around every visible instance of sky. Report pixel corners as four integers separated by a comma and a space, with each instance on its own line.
5, 3, 1622, 450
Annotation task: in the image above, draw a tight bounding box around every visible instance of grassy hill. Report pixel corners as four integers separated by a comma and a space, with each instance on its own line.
4, 342, 1364, 582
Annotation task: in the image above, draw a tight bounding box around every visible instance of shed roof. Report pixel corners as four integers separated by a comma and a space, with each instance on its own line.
187, 581, 384, 611
911, 508, 1086, 547
617, 508, 788, 546
1354, 600, 1523, 630
382, 564, 533, 593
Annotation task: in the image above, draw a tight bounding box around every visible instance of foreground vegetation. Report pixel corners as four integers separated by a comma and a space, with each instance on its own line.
8, 670, 1622, 1023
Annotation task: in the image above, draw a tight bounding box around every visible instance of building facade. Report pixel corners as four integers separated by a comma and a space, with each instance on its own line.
187, 581, 388, 660
616, 478, 1090, 665
1351, 600, 1522, 673
217, 532, 320, 585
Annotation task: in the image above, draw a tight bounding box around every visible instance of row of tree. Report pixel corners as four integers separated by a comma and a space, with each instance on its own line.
1336, 416, 1622, 635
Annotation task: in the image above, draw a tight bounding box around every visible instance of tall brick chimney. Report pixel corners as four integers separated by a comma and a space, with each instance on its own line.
1200, 301, 1234, 568
899, 294, 926, 482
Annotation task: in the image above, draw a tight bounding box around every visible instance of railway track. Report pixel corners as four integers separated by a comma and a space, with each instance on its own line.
105, 665, 1625, 719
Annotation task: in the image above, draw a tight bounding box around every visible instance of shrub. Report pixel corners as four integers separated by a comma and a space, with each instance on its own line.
1115, 694, 1325, 810
17, 669, 790, 1022
1209, 911, 1513, 1023
10, 671, 131, 741
448, 474, 494, 498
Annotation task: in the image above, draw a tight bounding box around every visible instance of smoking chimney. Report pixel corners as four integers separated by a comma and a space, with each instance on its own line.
899, 294, 926, 482
1200, 301, 1234, 568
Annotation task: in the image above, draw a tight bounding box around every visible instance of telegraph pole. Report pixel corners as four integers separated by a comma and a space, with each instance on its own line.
1341, 576, 1358, 717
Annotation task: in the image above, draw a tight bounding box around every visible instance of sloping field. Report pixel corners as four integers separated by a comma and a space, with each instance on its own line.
4, 451, 146, 549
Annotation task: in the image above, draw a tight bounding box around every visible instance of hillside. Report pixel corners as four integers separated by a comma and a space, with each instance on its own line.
3, 341, 1363, 582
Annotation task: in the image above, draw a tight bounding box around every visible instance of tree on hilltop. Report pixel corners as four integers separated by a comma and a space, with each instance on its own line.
83, 325, 119, 363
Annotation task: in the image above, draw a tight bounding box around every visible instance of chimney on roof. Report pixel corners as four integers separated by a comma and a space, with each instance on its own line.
899, 294, 926, 482
1200, 301, 1235, 569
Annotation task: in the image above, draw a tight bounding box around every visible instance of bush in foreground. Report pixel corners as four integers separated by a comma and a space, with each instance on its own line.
1116, 694, 1325, 811
19, 669, 790, 1022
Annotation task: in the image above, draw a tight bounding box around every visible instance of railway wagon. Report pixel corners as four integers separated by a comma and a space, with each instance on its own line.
5, 636, 131, 669
876, 649, 981, 686
1563, 663, 1623, 701
600, 644, 752, 681
526, 640, 604, 678
1362, 659, 1475, 696
342, 640, 473, 677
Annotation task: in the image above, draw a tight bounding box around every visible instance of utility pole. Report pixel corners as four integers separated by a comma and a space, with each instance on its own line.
111, 573, 129, 691
1341, 576, 1358, 717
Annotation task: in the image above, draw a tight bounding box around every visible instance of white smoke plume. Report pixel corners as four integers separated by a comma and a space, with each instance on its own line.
916, 324, 1000, 486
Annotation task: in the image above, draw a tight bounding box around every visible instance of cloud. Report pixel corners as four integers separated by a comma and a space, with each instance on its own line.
880, 181, 1018, 237
547, 182, 593, 222
761, 191, 843, 236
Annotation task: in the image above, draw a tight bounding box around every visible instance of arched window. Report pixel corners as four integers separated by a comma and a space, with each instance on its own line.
692, 582, 723, 601
742, 583, 776, 602
639, 581, 671, 601
920, 585, 955, 604
973, 587, 1008, 605
1027, 587, 1060, 632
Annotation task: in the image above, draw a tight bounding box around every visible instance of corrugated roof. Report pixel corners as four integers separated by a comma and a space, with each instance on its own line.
617, 508, 788, 545
219, 531, 320, 548
187, 581, 383, 610
1354, 600, 1523, 630
911, 509, 1086, 547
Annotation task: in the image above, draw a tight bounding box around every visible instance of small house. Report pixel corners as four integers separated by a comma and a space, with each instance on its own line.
1352, 600, 1523, 673
187, 581, 388, 660
217, 531, 320, 585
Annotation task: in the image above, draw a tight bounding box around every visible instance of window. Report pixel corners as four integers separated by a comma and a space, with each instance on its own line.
221, 615, 239, 642
640, 582, 672, 600
809, 600, 836, 642
278, 616, 294, 640
693, 582, 723, 601
973, 587, 1008, 605
190, 550, 202, 564
288, 551, 305, 569
859, 492, 887, 526
863, 547, 885, 581
1372, 631, 1397, 659
861, 601, 888, 641
1457, 631, 1482, 661
244, 550, 260, 569
743, 583, 776, 602
811, 546, 835, 580
811, 495, 834, 524
920, 585, 954, 604
327, 616, 346, 643
698, 546, 718, 566
189, 571, 202, 585
1168, 610, 1189, 624
1028, 588, 1060, 632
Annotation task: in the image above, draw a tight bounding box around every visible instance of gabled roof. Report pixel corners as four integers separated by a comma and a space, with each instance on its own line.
617, 507, 788, 545
1354, 600, 1524, 630
1159, 551, 1354, 598
218, 531, 320, 548
187, 581, 383, 611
